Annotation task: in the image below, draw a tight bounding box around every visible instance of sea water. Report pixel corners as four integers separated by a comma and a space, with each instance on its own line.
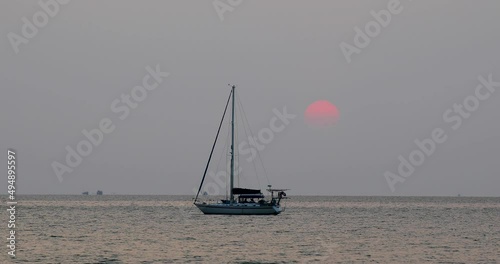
1, 195, 498, 263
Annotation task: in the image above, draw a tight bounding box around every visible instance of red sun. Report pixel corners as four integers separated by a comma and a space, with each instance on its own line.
305, 100, 340, 127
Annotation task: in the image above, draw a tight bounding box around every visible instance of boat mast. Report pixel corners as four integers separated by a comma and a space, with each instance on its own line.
230, 84, 235, 203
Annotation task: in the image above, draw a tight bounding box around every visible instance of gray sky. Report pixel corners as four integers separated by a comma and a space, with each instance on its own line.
1, 0, 499, 196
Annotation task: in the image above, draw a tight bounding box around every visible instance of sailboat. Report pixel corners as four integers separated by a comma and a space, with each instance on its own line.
194, 85, 288, 215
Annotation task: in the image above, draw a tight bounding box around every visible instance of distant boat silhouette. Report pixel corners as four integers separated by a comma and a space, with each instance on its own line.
82, 191, 89, 195
96, 190, 103, 195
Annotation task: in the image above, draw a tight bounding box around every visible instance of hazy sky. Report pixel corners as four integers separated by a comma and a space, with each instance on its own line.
1, 0, 499, 196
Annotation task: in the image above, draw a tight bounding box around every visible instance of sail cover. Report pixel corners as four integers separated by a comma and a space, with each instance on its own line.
233, 188, 261, 195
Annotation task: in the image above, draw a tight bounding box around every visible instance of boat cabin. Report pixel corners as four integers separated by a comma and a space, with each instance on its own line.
237, 194, 264, 204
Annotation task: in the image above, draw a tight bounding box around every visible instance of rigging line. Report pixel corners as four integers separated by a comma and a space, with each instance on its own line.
236, 98, 254, 188
214, 119, 229, 199
236, 93, 261, 188
194, 90, 232, 204
238, 92, 271, 185
225, 116, 231, 199
236, 95, 261, 189
236, 92, 271, 186
236, 100, 248, 188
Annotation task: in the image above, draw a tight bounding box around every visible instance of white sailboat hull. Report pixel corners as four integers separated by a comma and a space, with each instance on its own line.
195, 203, 282, 215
